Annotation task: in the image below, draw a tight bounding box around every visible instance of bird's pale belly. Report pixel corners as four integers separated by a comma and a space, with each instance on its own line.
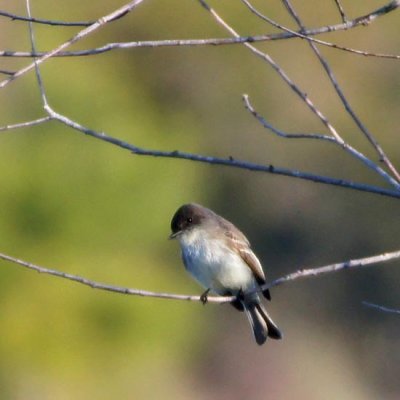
181, 240, 256, 295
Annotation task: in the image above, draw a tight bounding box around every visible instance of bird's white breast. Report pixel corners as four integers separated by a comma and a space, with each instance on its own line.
178, 228, 256, 295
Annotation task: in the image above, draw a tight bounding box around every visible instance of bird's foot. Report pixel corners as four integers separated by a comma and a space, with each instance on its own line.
200, 288, 210, 305
236, 288, 245, 302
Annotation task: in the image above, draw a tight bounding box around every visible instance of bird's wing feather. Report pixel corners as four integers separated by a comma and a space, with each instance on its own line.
218, 217, 266, 283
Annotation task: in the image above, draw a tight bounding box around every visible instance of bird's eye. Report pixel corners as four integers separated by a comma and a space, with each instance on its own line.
187, 217, 193, 223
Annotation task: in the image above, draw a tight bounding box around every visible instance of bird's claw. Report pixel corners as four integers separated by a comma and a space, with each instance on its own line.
200, 289, 210, 305
236, 288, 245, 302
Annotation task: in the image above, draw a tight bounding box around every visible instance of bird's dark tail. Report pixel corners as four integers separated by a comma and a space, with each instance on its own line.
244, 302, 282, 345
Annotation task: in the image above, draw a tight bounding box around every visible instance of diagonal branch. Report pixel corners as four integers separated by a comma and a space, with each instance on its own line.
0, 10, 93, 26
280, 0, 400, 182
2, 22, 400, 61
243, 95, 400, 189
0, 117, 51, 132
197, 0, 343, 143
333, 0, 348, 23
0, 0, 146, 89
2, 38, 398, 59
362, 301, 400, 315
265, 250, 400, 291
0, 249, 399, 304
198, 0, 400, 190
42, 105, 400, 198
1, 0, 399, 59
26, 0, 48, 108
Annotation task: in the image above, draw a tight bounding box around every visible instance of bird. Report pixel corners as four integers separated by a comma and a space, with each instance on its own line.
170, 203, 282, 345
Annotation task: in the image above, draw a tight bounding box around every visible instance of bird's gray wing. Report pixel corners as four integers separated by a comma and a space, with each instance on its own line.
218, 217, 266, 283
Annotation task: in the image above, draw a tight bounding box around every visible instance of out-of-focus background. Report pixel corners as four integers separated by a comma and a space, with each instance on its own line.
1, 0, 399, 398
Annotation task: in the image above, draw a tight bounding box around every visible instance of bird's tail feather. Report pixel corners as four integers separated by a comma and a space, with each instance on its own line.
256, 303, 282, 340
244, 302, 282, 345
244, 303, 268, 345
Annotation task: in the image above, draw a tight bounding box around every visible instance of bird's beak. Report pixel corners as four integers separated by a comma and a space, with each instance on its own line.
169, 231, 181, 240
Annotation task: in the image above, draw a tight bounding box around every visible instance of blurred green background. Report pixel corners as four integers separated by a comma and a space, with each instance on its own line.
1, 0, 399, 399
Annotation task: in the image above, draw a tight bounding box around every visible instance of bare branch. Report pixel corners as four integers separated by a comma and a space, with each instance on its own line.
265, 250, 400, 291
200, 0, 400, 189
0, 249, 399, 304
2, 38, 398, 59
0, 116, 51, 132
243, 95, 400, 189
0, 10, 93, 26
362, 301, 400, 315
42, 105, 400, 199
0, 0, 146, 89
198, 0, 346, 147
26, 0, 48, 108
0, 251, 218, 303
354, 0, 400, 25
333, 0, 348, 23
2, 0, 399, 60
243, 95, 335, 141
238, 0, 399, 61
281, 0, 400, 182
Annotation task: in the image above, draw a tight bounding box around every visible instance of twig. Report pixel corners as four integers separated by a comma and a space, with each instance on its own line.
362, 301, 400, 315
0, 10, 94, 26
243, 95, 400, 189
354, 0, 400, 25
0, 0, 146, 89
1, 37, 399, 60
243, 95, 335, 141
265, 250, 400, 290
42, 105, 400, 199
26, 0, 48, 108
281, 0, 400, 183
200, 0, 400, 189
0, 252, 217, 303
333, 0, 348, 23
0, 249, 399, 303
240, 0, 400, 186
0, 116, 51, 132
2, 0, 399, 60
239, 0, 400, 60
198, 0, 345, 145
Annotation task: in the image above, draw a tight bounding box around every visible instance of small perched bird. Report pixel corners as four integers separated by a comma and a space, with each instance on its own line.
170, 203, 282, 345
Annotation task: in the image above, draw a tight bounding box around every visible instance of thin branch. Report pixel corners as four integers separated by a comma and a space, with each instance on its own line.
243, 95, 400, 190
0, 252, 215, 303
0, 249, 399, 304
199, 0, 400, 190
354, 0, 400, 25
1, 1, 399, 59
37, 105, 400, 199
239, 0, 400, 60
197, 0, 344, 146
362, 301, 400, 315
2, 38, 399, 59
2, 32, 399, 60
0, 116, 51, 132
333, 0, 348, 23
241, 0, 400, 185
26, 0, 48, 108
281, 0, 400, 182
243, 95, 335, 141
265, 250, 400, 291
0, 0, 146, 89
0, 10, 94, 26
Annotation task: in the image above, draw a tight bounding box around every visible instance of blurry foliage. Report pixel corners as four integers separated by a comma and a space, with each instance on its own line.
0, 0, 399, 399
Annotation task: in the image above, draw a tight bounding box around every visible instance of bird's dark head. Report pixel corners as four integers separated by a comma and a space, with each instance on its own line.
169, 203, 210, 239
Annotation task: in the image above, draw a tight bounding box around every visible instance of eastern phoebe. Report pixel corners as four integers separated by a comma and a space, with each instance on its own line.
170, 203, 282, 345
